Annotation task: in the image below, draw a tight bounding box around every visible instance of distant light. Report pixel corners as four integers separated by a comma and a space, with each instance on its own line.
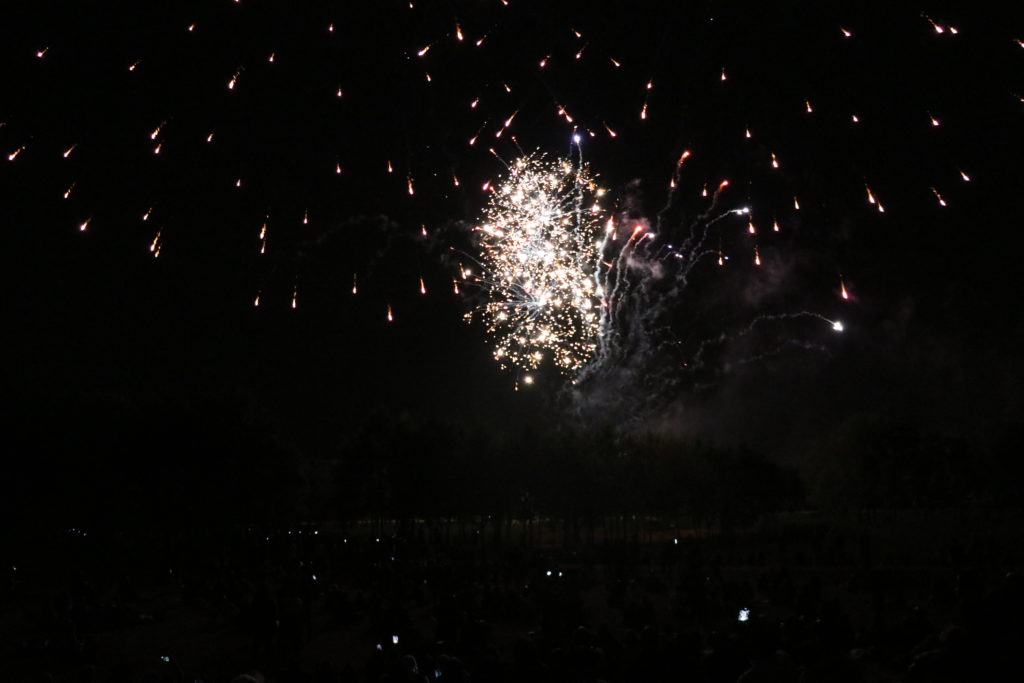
832, 321, 844, 332
738, 608, 750, 622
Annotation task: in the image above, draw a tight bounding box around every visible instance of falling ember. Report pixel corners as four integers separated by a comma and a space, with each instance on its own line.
335, 162, 342, 174
929, 113, 940, 126
407, 177, 414, 195
421, 224, 428, 237
187, 24, 195, 32
425, 72, 432, 82
877, 201, 885, 213
149, 231, 161, 253
235, 178, 242, 188
63, 183, 75, 199
206, 132, 214, 142
455, 24, 464, 41
718, 250, 724, 266
609, 57, 621, 67
640, 102, 648, 120
227, 70, 240, 90
701, 183, 709, 197
419, 277, 426, 294
865, 185, 876, 204
717, 179, 730, 191
923, 13, 943, 33
748, 218, 756, 234
128, 60, 140, 71
503, 83, 511, 93
292, 286, 298, 309
351, 274, 357, 295
793, 196, 800, 210
336, 87, 343, 98
453, 173, 460, 186
805, 99, 813, 113
745, 128, 752, 138
931, 187, 947, 206
36, 47, 49, 58
470, 97, 479, 108
268, 52, 275, 62
142, 207, 153, 221
475, 35, 486, 47
840, 278, 849, 300
482, 180, 492, 191
773, 218, 780, 232
417, 45, 431, 56
677, 149, 692, 165
754, 247, 761, 266
832, 320, 844, 332
328, 23, 334, 32
63, 144, 77, 158
841, 27, 852, 37
254, 293, 261, 307
153, 143, 162, 154
386, 305, 393, 322
539, 55, 549, 68
771, 152, 779, 168
79, 217, 91, 232
453, 279, 460, 294
959, 169, 971, 182
302, 209, 309, 224
150, 124, 163, 140
720, 67, 727, 81
852, 114, 860, 123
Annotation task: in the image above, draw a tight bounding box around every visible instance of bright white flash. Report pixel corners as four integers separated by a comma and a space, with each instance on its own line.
477, 154, 603, 373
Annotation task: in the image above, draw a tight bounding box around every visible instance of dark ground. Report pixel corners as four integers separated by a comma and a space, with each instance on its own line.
3, 510, 1022, 683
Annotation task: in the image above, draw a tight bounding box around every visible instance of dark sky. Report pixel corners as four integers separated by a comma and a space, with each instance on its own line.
2, 1, 1022, 460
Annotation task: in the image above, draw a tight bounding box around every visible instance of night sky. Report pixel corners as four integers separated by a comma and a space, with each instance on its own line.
3, 1, 1022, 467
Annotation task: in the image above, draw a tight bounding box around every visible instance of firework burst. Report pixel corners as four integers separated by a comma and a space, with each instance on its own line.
474, 153, 605, 374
